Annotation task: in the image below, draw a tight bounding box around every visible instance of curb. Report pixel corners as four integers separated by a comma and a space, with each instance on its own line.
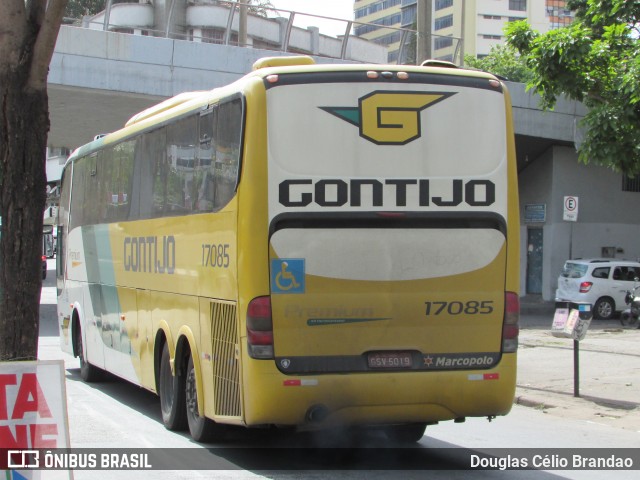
515, 389, 640, 414
514, 394, 555, 410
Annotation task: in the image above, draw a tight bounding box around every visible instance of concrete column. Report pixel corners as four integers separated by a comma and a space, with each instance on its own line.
239, 0, 248, 47
307, 26, 320, 55
417, 0, 432, 63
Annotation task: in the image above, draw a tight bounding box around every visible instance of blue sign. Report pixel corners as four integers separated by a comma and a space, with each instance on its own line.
524, 203, 546, 223
271, 259, 305, 294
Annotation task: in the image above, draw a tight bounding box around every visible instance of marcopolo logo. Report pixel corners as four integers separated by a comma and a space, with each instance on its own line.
321, 90, 455, 145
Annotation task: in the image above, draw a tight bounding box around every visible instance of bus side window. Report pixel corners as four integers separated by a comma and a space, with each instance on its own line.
136, 127, 166, 220
70, 155, 92, 229
196, 106, 217, 212
213, 98, 242, 209
107, 140, 135, 223
167, 115, 197, 215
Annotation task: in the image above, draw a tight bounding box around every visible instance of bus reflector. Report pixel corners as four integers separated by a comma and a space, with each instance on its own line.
502, 292, 519, 353
247, 296, 274, 359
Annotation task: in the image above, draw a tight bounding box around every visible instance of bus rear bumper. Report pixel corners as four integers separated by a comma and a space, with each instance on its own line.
239, 353, 517, 429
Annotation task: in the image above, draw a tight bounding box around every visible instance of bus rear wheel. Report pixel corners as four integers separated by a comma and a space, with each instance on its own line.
186, 354, 226, 443
76, 327, 102, 382
159, 343, 187, 431
383, 423, 427, 444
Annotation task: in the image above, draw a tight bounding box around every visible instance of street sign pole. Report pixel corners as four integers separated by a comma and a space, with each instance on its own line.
569, 223, 573, 259
563, 196, 579, 259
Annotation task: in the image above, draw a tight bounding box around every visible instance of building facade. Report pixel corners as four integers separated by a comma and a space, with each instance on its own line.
354, 0, 574, 63
519, 145, 640, 301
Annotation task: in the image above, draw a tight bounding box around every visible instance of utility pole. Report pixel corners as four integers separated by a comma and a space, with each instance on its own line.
416, 0, 432, 63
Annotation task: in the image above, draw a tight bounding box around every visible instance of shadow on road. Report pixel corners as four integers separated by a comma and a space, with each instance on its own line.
63, 366, 569, 477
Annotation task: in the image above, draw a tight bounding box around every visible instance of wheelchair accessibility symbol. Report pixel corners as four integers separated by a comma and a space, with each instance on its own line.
271, 258, 305, 294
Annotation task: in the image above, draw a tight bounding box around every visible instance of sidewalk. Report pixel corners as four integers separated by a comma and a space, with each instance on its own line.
516, 305, 640, 433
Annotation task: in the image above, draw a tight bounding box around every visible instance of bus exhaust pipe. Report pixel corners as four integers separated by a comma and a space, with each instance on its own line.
306, 404, 329, 423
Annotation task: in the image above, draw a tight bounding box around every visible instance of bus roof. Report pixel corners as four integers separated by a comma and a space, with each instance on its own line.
66, 56, 501, 166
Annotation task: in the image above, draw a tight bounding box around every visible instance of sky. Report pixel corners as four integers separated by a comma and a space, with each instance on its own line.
269, 1, 355, 36
269, 1, 354, 20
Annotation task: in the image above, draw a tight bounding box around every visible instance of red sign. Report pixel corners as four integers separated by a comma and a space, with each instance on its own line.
0, 361, 70, 472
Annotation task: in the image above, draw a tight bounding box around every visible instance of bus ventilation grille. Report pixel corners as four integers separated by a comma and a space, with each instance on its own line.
211, 301, 241, 418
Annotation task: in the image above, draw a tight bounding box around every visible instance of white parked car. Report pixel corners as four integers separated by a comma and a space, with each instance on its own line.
555, 259, 640, 320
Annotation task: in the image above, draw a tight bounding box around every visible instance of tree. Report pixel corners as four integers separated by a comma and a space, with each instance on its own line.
64, 0, 104, 19
0, 0, 68, 361
218, 0, 275, 18
506, 0, 640, 174
464, 44, 534, 83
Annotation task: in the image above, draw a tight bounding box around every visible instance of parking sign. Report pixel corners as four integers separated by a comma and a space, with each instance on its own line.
563, 196, 578, 222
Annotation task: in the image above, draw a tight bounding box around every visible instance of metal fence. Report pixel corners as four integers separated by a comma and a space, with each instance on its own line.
63, 0, 463, 65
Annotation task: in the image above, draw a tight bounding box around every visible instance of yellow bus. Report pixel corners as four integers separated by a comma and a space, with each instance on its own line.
57, 56, 520, 443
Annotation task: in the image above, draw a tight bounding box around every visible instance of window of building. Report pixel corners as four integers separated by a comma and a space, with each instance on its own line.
355, 0, 402, 19
354, 13, 402, 36
622, 175, 640, 192
375, 31, 402, 46
199, 28, 225, 44
434, 36, 453, 50
112, 28, 134, 35
482, 34, 502, 40
401, 6, 416, 27
435, 0, 453, 10
434, 14, 453, 30
483, 15, 502, 20
509, 0, 527, 11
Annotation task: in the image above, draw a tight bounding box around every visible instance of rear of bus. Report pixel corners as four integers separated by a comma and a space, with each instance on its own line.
240, 60, 519, 432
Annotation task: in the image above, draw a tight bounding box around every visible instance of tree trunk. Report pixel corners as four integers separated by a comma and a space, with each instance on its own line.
0, 69, 49, 361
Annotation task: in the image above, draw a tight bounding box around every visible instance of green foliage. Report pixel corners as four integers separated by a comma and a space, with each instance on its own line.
65, 0, 105, 18
464, 44, 534, 83
219, 0, 275, 18
506, 1, 640, 174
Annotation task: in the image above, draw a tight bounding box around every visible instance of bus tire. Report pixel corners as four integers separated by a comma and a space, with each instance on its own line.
159, 342, 187, 431
76, 326, 102, 383
186, 354, 226, 442
383, 423, 427, 444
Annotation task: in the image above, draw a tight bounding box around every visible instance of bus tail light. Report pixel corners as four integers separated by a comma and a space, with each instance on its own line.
502, 292, 519, 353
247, 296, 274, 359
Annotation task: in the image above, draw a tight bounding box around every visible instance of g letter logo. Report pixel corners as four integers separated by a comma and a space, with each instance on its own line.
321, 91, 455, 145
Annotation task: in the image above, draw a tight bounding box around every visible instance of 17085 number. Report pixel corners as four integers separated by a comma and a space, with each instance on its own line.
201, 243, 230, 268
424, 301, 494, 316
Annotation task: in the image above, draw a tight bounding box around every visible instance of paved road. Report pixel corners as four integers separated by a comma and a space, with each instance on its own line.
32, 261, 640, 478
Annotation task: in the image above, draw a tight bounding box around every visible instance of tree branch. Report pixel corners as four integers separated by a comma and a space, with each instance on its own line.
28, 0, 68, 91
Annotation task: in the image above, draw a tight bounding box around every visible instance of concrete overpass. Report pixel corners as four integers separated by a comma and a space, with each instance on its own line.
48, 25, 586, 172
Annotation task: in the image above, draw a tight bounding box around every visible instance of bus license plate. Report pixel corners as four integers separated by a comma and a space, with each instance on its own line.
367, 352, 412, 369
